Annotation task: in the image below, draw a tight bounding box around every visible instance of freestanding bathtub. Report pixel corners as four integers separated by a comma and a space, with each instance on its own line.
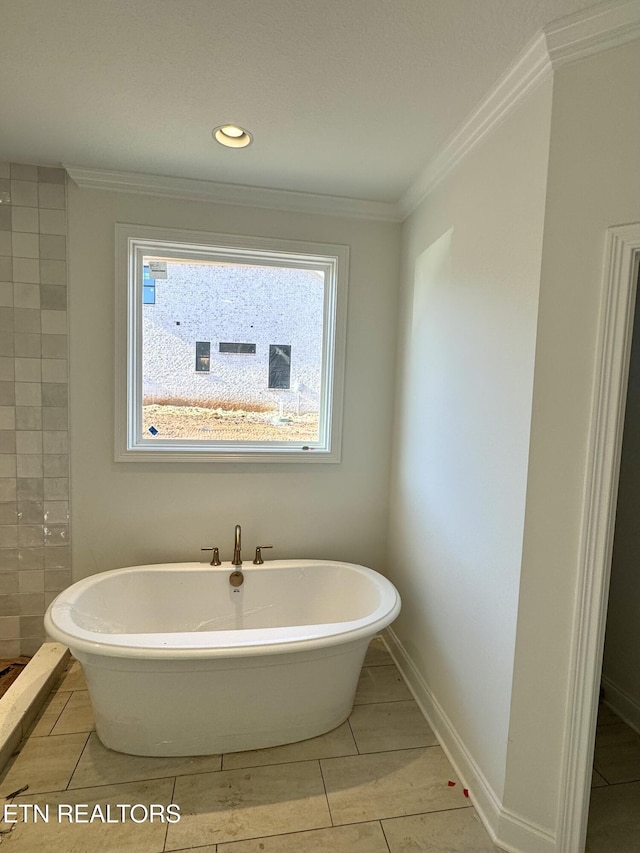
44, 560, 401, 756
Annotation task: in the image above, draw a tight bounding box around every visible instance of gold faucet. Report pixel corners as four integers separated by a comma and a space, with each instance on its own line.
253, 545, 273, 564
232, 524, 242, 566
229, 524, 244, 588
201, 546, 221, 566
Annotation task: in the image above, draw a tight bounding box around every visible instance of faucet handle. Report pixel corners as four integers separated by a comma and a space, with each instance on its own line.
253, 545, 273, 565
201, 546, 221, 566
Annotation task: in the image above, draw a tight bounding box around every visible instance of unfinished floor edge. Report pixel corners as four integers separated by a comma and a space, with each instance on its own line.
0, 643, 70, 772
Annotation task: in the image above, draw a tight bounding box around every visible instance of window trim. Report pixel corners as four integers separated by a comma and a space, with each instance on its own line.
114, 223, 348, 463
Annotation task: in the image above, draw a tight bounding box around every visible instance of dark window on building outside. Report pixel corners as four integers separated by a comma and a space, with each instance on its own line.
195, 341, 210, 372
219, 342, 257, 354
269, 344, 291, 389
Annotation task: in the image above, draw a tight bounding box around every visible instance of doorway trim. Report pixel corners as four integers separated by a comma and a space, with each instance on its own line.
558, 223, 640, 852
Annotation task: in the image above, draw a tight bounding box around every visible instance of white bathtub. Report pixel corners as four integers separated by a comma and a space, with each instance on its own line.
44, 560, 401, 756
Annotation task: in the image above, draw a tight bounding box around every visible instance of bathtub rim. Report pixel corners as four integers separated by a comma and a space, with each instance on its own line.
44, 559, 401, 661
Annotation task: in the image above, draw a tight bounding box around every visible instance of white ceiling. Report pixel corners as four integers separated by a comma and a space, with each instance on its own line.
0, 0, 613, 203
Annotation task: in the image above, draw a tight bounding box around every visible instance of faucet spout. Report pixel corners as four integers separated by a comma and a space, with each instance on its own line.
232, 524, 242, 566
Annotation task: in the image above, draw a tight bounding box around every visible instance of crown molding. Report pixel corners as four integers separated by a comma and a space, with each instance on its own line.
65, 166, 403, 223
399, 0, 640, 219
398, 32, 552, 219
545, 0, 640, 67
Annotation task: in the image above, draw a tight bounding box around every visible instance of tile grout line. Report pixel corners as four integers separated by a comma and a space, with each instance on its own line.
162, 775, 178, 852
346, 717, 360, 755
317, 757, 336, 827
46, 771, 181, 796
596, 777, 640, 788
211, 742, 444, 775
322, 803, 476, 829
211, 821, 391, 851
34, 725, 92, 740
28, 688, 72, 737
46, 690, 73, 735
64, 731, 91, 791
49, 689, 87, 736
593, 767, 612, 785
379, 818, 393, 853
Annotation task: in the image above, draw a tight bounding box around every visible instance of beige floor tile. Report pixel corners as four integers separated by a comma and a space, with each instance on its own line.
69, 732, 221, 789
0, 732, 89, 795
322, 746, 468, 824
223, 721, 357, 770
50, 690, 95, 735
354, 665, 412, 705
165, 760, 331, 849
55, 660, 87, 692
349, 700, 438, 753
3, 777, 173, 852
586, 780, 640, 852
364, 636, 394, 667
217, 820, 389, 852
28, 690, 71, 737
594, 722, 640, 783
383, 808, 501, 852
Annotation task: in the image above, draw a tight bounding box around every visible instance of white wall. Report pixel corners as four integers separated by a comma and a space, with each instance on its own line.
67, 187, 400, 577
504, 39, 640, 833
388, 74, 552, 810
602, 283, 640, 731
389, 40, 640, 849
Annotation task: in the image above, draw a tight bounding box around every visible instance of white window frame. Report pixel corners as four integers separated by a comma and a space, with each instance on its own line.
114, 223, 348, 462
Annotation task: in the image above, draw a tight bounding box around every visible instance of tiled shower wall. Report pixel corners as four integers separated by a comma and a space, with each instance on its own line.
0, 162, 71, 658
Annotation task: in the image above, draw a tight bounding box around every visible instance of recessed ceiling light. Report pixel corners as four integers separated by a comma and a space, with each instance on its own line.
212, 124, 253, 149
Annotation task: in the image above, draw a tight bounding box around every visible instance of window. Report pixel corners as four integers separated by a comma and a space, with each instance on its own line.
142, 266, 156, 304
269, 345, 292, 389
219, 342, 257, 354
195, 342, 210, 372
115, 224, 348, 462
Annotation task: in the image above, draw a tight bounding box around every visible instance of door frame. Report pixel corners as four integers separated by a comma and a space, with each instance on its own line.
558, 223, 640, 851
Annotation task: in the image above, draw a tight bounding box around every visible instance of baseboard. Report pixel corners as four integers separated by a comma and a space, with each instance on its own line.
601, 675, 640, 735
383, 627, 557, 853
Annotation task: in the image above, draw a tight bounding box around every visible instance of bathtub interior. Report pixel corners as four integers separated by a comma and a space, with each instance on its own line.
57, 562, 385, 636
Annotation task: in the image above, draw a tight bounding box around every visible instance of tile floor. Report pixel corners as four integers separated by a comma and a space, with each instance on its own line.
586, 701, 640, 852
0, 638, 502, 852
